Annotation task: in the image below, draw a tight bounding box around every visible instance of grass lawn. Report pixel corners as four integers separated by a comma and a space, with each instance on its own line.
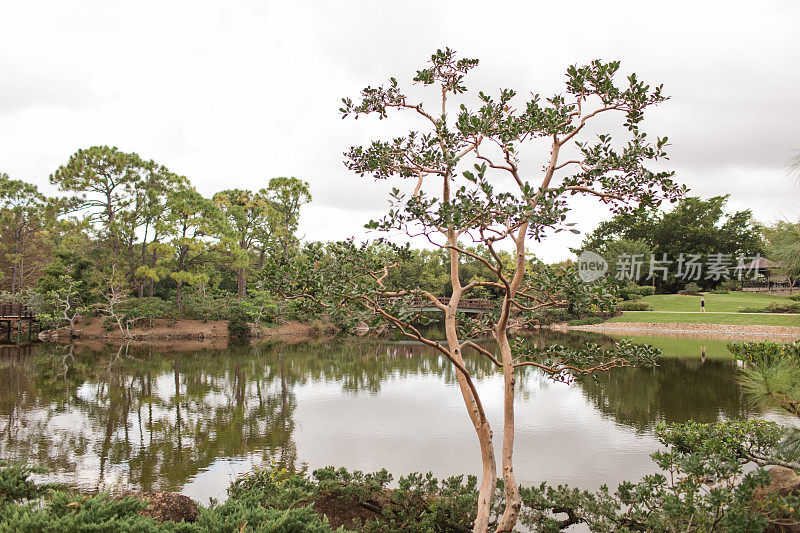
637, 291, 798, 312
606, 291, 800, 326
607, 311, 800, 326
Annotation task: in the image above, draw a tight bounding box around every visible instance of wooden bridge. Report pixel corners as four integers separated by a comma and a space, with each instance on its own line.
381, 297, 497, 314
0, 303, 38, 344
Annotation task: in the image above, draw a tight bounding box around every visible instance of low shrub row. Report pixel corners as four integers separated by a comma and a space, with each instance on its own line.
617, 300, 652, 311
738, 302, 800, 314
618, 284, 655, 300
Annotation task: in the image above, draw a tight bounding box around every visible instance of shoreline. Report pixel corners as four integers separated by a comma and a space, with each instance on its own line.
563, 321, 800, 340
40, 318, 337, 345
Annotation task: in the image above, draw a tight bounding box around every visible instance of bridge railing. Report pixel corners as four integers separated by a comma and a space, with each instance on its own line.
377, 297, 497, 310
0, 303, 35, 319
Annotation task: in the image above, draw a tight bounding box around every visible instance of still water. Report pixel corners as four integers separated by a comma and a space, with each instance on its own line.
0, 331, 790, 504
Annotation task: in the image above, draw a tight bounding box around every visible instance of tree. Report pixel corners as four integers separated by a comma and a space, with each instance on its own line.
762, 219, 800, 282
213, 189, 277, 298
577, 195, 763, 291
134, 170, 188, 297
50, 146, 174, 287
264, 177, 311, 262
43, 275, 86, 334
166, 186, 225, 310
0, 173, 56, 294
328, 49, 684, 532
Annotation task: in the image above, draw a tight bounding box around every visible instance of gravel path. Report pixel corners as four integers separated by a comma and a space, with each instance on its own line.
567, 321, 800, 340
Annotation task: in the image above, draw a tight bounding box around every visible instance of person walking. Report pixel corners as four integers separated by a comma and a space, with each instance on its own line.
700, 297, 706, 313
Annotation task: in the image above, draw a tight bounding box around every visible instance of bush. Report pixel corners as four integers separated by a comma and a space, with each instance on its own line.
682, 282, 701, 295
617, 284, 655, 300
632, 285, 655, 296
719, 279, 741, 291
708, 288, 729, 294
567, 317, 606, 326
738, 302, 800, 314
617, 300, 652, 311
181, 292, 235, 321
117, 297, 178, 328
227, 303, 251, 339
727, 340, 800, 366
790, 294, 800, 302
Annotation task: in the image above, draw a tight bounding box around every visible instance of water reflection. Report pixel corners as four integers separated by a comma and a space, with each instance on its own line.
0, 332, 785, 502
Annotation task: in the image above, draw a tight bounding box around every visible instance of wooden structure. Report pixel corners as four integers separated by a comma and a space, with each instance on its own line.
739, 258, 797, 294
380, 297, 497, 314
0, 303, 38, 344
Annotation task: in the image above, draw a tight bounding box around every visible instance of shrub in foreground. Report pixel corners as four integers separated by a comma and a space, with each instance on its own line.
3, 420, 800, 531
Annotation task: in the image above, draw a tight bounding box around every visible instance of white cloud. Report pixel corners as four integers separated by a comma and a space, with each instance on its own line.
1, 0, 798, 262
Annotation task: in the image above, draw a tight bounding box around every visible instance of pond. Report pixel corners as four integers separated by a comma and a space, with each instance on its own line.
0, 331, 791, 504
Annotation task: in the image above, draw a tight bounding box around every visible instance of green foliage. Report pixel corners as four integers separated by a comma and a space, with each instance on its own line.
727, 340, 800, 366
618, 284, 655, 300
118, 297, 178, 328
180, 292, 235, 321
577, 195, 764, 292
720, 279, 742, 291
738, 302, 800, 314
709, 288, 729, 294
227, 303, 251, 339
520, 420, 798, 532
791, 294, 800, 302
762, 219, 800, 279
683, 282, 702, 295
617, 300, 652, 311
0, 461, 48, 503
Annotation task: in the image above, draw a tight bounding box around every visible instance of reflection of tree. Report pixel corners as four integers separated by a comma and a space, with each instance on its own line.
579, 356, 756, 432
0, 342, 302, 493
0, 332, 764, 493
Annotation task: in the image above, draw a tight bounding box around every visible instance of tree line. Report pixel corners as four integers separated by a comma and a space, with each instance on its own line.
0, 145, 310, 315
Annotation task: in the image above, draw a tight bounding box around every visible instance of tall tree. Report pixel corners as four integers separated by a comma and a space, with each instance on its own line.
0, 173, 55, 293
762, 219, 800, 281
166, 187, 225, 310
263, 177, 311, 262
576, 195, 763, 290
213, 189, 276, 298
335, 48, 682, 532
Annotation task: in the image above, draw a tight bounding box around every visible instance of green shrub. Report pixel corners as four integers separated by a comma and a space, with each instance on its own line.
567, 317, 606, 326
738, 302, 800, 314
708, 288, 729, 294
118, 297, 178, 328
682, 282, 701, 295
227, 304, 251, 339
726, 340, 800, 366
618, 284, 654, 300
632, 285, 655, 296
617, 300, 652, 311
0, 461, 48, 503
181, 292, 235, 321
719, 279, 741, 291
790, 294, 800, 302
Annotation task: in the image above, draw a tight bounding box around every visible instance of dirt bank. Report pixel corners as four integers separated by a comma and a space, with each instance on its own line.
563, 321, 800, 340
42, 317, 337, 345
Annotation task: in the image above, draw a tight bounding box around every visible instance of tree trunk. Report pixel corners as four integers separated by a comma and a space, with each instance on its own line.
236, 268, 246, 299
176, 281, 183, 311
495, 326, 521, 532
444, 308, 496, 533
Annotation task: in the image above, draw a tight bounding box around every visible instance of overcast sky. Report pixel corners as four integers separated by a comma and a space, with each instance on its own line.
1, 0, 798, 261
